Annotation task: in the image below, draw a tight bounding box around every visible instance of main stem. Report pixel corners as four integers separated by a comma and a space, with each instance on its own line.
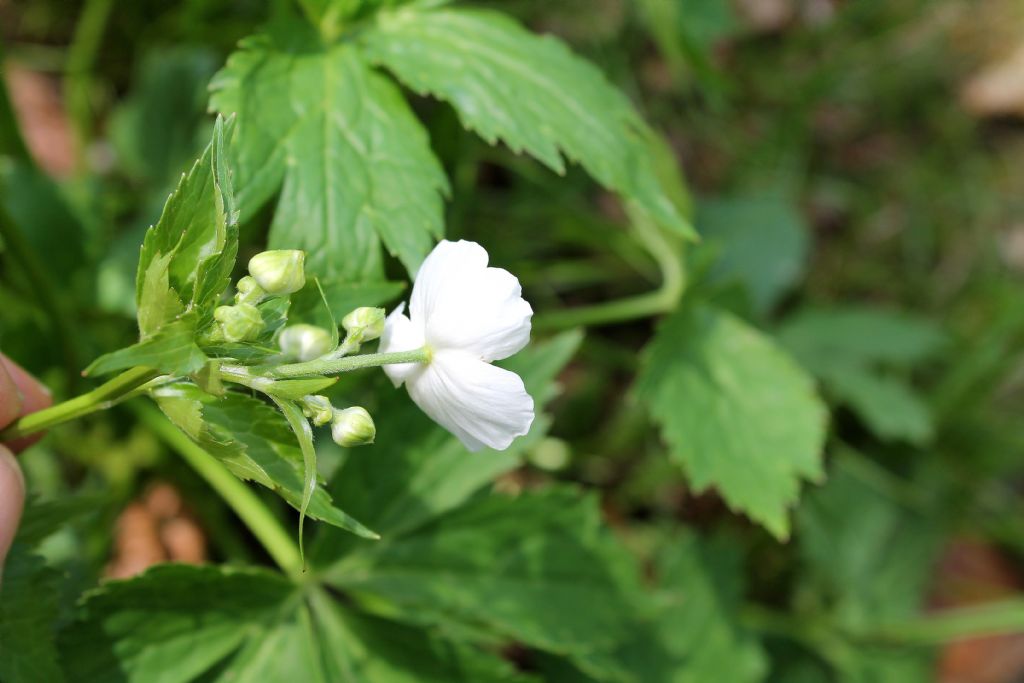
0, 366, 160, 441
135, 404, 304, 580
1, 348, 430, 441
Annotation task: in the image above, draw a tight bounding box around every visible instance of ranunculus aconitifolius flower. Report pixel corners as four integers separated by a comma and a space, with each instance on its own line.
379, 240, 534, 452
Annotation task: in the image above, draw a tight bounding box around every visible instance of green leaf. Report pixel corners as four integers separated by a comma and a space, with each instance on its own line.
108, 47, 218, 187
88, 117, 237, 376
209, 20, 448, 279
821, 365, 933, 445
60, 564, 528, 682
778, 307, 946, 368
153, 384, 377, 539
778, 307, 945, 444
796, 456, 944, 682
543, 532, 767, 683
86, 315, 207, 377
135, 115, 237, 336
307, 590, 532, 683
314, 330, 583, 561
798, 456, 942, 629
271, 396, 323, 558
653, 534, 766, 683
0, 161, 88, 294
0, 539, 65, 683
637, 303, 828, 539
362, 6, 694, 239
696, 193, 809, 314
328, 488, 642, 666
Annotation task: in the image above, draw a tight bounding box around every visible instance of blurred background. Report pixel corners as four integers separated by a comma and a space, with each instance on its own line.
4, 0, 1024, 681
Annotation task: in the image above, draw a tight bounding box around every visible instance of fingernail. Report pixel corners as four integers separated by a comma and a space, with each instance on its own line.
0, 446, 25, 583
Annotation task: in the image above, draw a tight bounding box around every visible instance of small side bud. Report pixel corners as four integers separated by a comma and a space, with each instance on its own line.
342, 306, 386, 342
214, 303, 263, 342
331, 407, 376, 447
234, 275, 265, 305
301, 395, 334, 427
278, 324, 333, 361
248, 250, 306, 296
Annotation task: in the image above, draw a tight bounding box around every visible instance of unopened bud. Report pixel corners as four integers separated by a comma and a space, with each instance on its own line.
301, 395, 334, 427
342, 307, 386, 342
234, 275, 265, 305
278, 324, 333, 362
331, 407, 375, 447
214, 303, 263, 342
248, 250, 306, 296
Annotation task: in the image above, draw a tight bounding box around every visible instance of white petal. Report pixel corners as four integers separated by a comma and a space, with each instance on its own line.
379, 303, 427, 388
410, 240, 532, 362
406, 349, 534, 452
410, 240, 489, 322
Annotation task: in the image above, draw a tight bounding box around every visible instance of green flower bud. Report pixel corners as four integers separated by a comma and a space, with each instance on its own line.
342, 306, 386, 342
214, 303, 263, 343
301, 395, 334, 427
248, 250, 306, 296
234, 275, 265, 305
331, 407, 376, 447
278, 324, 333, 361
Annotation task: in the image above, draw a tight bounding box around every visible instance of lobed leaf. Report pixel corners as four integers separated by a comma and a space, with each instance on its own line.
153, 383, 377, 538
86, 315, 207, 377
637, 303, 828, 539
209, 20, 448, 281
0, 542, 65, 683
362, 6, 694, 239
135, 115, 237, 336
59, 563, 528, 682
778, 306, 945, 444
653, 534, 767, 683
327, 487, 642, 667
89, 117, 237, 376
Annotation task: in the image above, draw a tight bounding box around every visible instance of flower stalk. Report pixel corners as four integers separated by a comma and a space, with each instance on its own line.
0, 349, 432, 442
264, 347, 432, 378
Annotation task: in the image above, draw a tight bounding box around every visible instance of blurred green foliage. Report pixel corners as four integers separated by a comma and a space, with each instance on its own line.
3, 0, 1024, 681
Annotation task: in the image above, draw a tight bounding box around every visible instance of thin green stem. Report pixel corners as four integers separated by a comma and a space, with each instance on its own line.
534, 212, 687, 330
863, 599, 1024, 646
0, 203, 82, 389
135, 403, 304, 580
741, 605, 850, 669
259, 347, 431, 379
65, 0, 114, 169
0, 366, 159, 441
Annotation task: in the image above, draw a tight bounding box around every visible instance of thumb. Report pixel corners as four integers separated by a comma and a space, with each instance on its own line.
0, 445, 25, 583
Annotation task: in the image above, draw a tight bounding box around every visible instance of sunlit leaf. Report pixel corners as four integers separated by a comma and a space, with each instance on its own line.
637, 303, 828, 539
209, 20, 448, 280
363, 6, 694, 239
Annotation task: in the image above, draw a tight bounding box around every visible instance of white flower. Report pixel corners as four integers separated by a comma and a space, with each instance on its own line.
379, 240, 535, 452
